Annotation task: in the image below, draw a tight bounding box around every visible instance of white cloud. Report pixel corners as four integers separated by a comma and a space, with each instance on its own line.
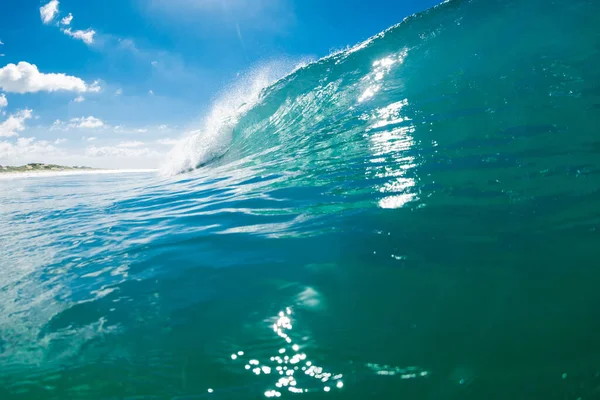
73, 95, 85, 103
54, 138, 68, 144
86, 146, 156, 158
52, 117, 107, 132
70, 116, 104, 129
40, 0, 60, 24
118, 141, 144, 148
0, 137, 59, 160
149, 90, 154, 95
0, 93, 7, 108
50, 119, 66, 131
0, 40, 4, 45
62, 28, 96, 45
86, 137, 97, 142
158, 124, 168, 130
0, 109, 33, 137
0, 62, 98, 94
61, 13, 73, 25
157, 138, 179, 145
136, 128, 148, 133
115, 88, 123, 95
88, 80, 101, 93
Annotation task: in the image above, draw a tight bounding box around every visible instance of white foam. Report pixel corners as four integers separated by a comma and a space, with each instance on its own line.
160, 60, 308, 176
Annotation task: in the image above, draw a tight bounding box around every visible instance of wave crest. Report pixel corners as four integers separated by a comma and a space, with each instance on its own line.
160, 60, 308, 176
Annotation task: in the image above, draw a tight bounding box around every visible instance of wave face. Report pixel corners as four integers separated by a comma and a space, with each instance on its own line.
3, 0, 600, 399
161, 60, 310, 175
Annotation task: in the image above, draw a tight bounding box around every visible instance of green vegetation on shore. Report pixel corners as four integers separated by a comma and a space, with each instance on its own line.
0, 163, 95, 173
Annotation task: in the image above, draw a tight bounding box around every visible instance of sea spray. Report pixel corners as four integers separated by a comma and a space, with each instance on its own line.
160, 59, 311, 176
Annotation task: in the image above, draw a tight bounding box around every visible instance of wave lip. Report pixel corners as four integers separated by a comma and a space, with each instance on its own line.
160, 61, 306, 176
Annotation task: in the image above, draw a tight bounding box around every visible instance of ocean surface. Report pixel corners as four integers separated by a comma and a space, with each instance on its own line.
2, 0, 600, 398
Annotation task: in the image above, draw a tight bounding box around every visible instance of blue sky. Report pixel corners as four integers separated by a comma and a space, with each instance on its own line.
0, 0, 440, 168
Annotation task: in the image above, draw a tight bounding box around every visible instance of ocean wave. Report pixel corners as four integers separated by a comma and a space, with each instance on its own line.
160, 60, 311, 176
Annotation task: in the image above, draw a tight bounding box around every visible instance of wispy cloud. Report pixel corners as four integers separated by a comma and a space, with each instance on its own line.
0, 109, 33, 137
61, 13, 73, 26
86, 145, 158, 158
62, 28, 96, 45
157, 138, 179, 145
0, 137, 60, 160
0, 94, 7, 108
118, 141, 144, 148
40, 2, 96, 46
70, 116, 105, 129
91, 124, 172, 136
40, 0, 60, 25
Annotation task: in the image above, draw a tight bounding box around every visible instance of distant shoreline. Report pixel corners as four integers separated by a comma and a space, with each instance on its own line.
0, 163, 96, 174
0, 164, 157, 179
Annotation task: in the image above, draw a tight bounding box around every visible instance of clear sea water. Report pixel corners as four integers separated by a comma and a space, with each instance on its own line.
2, 0, 600, 398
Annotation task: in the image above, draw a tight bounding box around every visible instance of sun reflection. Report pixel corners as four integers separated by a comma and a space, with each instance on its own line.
225, 307, 430, 396
365, 106, 418, 209
358, 49, 408, 103
366, 363, 428, 378
229, 308, 344, 396
355, 54, 420, 209
356, 48, 420, 210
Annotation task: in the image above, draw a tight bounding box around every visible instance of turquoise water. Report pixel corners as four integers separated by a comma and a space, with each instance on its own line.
2, 0, 600, 398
